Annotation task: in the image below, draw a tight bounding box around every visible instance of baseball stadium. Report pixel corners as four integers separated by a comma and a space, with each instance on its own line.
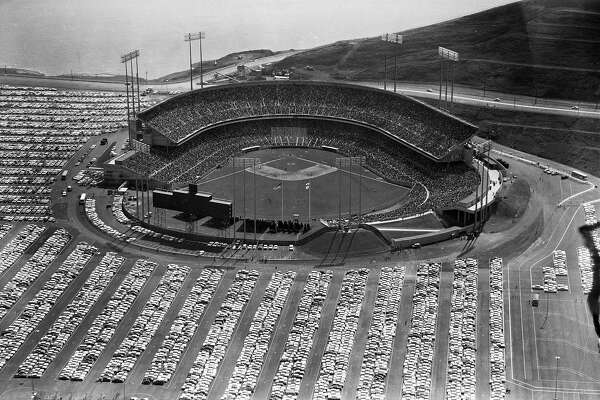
106, 81, 491, 249
1, 1, 600, 400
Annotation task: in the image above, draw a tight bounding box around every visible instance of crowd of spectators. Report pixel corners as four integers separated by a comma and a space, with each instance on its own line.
121, 118, 478, 222
140, 82, 474, 158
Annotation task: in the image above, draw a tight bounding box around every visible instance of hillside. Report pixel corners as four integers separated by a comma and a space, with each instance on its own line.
155, 49, 276, 83
275, 0, 600, 101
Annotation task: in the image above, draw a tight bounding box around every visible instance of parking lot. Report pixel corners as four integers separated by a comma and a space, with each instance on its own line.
0, 86, 149, 222
0, 224, 509, 400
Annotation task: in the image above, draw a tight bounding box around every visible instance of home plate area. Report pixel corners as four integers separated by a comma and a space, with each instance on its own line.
251, 155, 337, 181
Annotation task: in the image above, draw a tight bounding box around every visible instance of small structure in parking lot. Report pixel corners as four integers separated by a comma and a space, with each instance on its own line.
532, 293, 539, 307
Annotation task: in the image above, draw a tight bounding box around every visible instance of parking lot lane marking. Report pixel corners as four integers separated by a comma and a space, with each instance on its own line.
205, 270, 273, 400
41, 258, 136, 381
340, 268, 380, 400
296, 270, 343, 400
558, 183, 596, 207
560, 178, 564, 204
476, 265, 491, 400
553, 206, 582, 253
536, 337, 599, 358
430, 268, 453, 400
166, 269, 237, 391
251, 270, 308, 400
384, 264, 416, 399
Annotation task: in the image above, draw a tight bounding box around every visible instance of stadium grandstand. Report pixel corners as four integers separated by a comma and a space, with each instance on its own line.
106, 81, 482, 222
136, 81, 477, 161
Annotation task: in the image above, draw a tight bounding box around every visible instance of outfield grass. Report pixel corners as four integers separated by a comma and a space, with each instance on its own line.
194, 148, 410, 221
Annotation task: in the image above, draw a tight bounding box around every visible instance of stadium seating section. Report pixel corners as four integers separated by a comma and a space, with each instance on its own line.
139, 82, 474, 159
121, 119, 478, 221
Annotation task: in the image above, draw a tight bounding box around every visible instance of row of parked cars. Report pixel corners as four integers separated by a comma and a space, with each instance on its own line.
584, 203, 598, 226
0, 224, 43, 277
0, 228, 71, 322
314, 269, 369, 400
99, 264, 190, 383
402, 263, 441, 400
0, 223, 11, 241
85, 198, 133, 242
0, 134, 87, 144
0, 127, 91, 137
144, 268, 224, 386
270, 270, 332, 400
535, 250, 569, 293
489, 257, 507, 399
0, 242, 97, 371
222, 271, 296, 399
0, 185, 50, 196
356, 266, 405, 400
583, 203, 600, 250
581, 204, 600, 295
15, 252, 124, 379
577, 247, 593, 295
446, 259, 478, 400
0, 205, 52, 220
60, 259, 157, 381
112, 195, 131, 224
180, 269, 260, 400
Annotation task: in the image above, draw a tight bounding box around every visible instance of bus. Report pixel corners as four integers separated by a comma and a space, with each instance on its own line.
571, 170, 588, 181
61, 170, 68, 180
79, 193, 87, 205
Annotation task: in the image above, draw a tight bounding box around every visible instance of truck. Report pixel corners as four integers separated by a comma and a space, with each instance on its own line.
79, 193, 87, 205
61, 170, 68, 180
571, 170, 588, 181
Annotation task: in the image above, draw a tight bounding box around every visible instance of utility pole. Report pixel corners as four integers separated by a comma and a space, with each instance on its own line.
199, 32, 205, 88
186, 33, 193, 91
383, 56, 387, 91
394, 55, 397, 93
554, 356, 560, 400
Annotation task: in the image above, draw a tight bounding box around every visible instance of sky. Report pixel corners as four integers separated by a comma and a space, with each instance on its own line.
0, 0, 518, 77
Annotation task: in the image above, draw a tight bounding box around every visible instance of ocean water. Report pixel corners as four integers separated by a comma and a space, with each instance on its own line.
0, 0, 514, 78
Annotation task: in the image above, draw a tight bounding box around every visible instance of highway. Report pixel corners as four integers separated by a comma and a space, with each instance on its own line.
356, 81, 600, 119
2, 53, 600, 119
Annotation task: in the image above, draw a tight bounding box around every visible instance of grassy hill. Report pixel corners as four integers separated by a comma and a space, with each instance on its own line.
276, 0, 600, 101
155, 49, 276, 83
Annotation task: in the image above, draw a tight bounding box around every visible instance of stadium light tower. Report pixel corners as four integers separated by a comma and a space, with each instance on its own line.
381, 33, 403, 92
120, 50, 141, 148
438, 46, 459, 110
233, 157, 258, 243
336, 156, 366, 227
184, 32, 206, 91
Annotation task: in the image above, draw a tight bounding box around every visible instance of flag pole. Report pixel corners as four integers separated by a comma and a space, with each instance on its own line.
308, 182, 311, 224
281, 180, 284, 222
